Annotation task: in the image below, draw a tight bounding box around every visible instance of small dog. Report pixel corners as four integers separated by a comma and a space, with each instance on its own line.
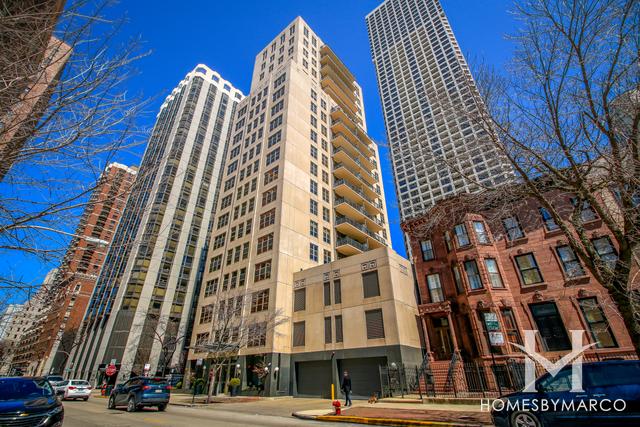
367, 394, 378, 404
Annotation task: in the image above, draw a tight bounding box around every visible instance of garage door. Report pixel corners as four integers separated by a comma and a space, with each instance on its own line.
296, 360, 333, 397
339, 356, 387, 398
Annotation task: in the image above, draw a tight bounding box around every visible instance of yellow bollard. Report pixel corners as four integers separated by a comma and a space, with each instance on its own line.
331, 383, 335, 400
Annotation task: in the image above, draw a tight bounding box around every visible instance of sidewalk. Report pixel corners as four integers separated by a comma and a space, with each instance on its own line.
293, 400, 493, 427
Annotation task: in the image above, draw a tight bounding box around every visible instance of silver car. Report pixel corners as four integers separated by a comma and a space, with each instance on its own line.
52, 379, 69, 395
60, 379, 92, 401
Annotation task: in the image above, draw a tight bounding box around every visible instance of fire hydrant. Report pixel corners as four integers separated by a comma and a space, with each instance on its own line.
332, 400, 341, 415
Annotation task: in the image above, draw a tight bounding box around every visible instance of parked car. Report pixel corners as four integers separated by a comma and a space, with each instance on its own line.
59, 380, 92, 401
53, 380, 69, 395
108, 377, 170, 412
0, 377, 64, 426
491, 360, 640, 427
45, 375, 64, 385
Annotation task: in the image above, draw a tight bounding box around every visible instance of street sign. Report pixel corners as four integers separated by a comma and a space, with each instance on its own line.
105, 363, 116, 377
489, 332, 505, 346
483, 312, 500, 331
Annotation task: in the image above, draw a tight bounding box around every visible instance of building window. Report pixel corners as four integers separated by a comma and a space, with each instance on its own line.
473, 221, 490, 244
323, 227, 331, 244
484, 258, 504, 288
254, 260, 272, 281
453, 224, 470, 247
501, 308, 522, 349
294, 288, 306, 312
204, 279, 218, 297
323, 249, 331, 263
251, 289, 269, 313
293, 321, 305, 346
452, 265, 465, 294
503, 216, 525, 241
362, 270, 380, 298
426, 273, 444, 303
571, 198, 598, 222
310, 243, 318, 261
556, 245, 585, 278
199, 305, 213, 324
464, 260, 483, 290
247, 322, 267, 347
259, 208, 276, 229
444, 231, 453, 252
310, 180, 318, 195
264, 166, 279, 185
334, 279, 341, 304
335, 315, 343, 342
323, 281, 331, 306
578, 298, 617, 348
365, 309, 385, 339
256, 233, 274, 254
195, 332, 209, 347
310, 199, 318, 215
514, 253, 544, 285
592, 237, 618, 269
310, 220, 318, 237
324, 317, 332, 344
539, 207, 559, 231
529, 302, 571, 351
420, 239, 435, 261
261, 187, 277, 206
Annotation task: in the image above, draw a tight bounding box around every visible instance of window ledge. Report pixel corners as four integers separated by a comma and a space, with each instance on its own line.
563, 276, 590, 286
506, 236, 528, 247
520, 282, 548, 292
582, 218, 603, 230
467, 288, 487, 295
543, 228, 564, 239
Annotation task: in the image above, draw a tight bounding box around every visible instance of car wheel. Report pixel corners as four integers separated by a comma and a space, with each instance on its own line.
127, 397, 137, 412
158, 404, 166, 412
108, 395, 116, 409
511, 411, 541, 427
83, 397, 89, 401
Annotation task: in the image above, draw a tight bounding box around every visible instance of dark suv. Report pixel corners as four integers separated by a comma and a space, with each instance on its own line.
108, 377, 170, 412
492, 360, 640, 427
0, 377, 64, 426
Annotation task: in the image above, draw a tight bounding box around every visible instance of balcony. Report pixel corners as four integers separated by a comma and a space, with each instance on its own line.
320, 45, 355, 88
334, 179, 383, 215
331, 112, 376, 158
331, 132, 376, 171
336, 236, 369, 256
335, 216, 386, 248
333, 161, 379, 199
334, 197, 384, 231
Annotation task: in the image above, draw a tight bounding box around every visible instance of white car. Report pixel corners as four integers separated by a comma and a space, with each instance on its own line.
53, 379, 69, 395
61, 379, 92, 401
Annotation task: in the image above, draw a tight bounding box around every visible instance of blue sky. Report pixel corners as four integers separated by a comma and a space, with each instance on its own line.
6, 0, 518, 295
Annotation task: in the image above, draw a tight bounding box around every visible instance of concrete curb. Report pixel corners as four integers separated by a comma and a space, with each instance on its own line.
292, 412, 484, 427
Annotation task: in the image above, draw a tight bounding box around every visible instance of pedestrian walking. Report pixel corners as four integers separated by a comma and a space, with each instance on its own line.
341, 370, 352, 407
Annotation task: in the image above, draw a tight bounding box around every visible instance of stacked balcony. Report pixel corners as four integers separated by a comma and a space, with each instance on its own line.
321, 45, 386, 257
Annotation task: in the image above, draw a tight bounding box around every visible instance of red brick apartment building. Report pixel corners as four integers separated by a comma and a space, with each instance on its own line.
402, 188, 636, 391
30, 163, 137, 376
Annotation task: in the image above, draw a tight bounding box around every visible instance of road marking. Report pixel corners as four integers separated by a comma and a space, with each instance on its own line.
142, 417, 168, 425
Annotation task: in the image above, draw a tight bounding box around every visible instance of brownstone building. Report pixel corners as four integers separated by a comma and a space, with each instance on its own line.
31, 162, 137, 376
402, 189, 637, 394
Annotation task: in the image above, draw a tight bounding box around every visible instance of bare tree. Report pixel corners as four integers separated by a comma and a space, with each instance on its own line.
0, 0, 149, 295
190, 287, 287, 402
415, 0, 640, 352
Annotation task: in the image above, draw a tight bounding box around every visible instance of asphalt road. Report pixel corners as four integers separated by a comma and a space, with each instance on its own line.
61, 397, 358, 427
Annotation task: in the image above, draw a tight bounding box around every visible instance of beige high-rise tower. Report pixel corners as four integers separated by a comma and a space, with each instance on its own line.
188, 17, 422, 398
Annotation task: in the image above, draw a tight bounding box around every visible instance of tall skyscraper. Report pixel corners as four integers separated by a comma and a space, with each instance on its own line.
187, 17, 422, 397
69, 65, 243, 381
366, 0, 513, 222
33, 162, 137, 376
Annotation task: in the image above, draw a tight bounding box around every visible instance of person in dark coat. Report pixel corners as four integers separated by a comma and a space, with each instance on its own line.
341, 370, 352, 407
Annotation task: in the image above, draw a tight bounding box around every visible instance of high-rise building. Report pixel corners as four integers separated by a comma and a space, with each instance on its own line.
187, 17, 422, 398
366, 0, 513, 222
32, 162, 137, 376
68, 65, 243, 382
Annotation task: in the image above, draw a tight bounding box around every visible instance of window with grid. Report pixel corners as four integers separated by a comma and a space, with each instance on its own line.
294, 288, 306, 311
426, 273, 444, 302
578, 297, 617, 348
310, 243, 318, 261
454, 223, 470, 246
420, 239, 434, 261
464, 260, 483, 289
365, 309, 385, 339
254, 260, 272, 281
500, 308, 522, 349
592, 237, 618, 269
204, 279, 218, 297
362, 271, 380, 298
293, 321, 305, 346
310, 220, 318, 237
335, 315, 343, 342
539, 207, 559, 231
247, 322, 267, 347
556, 246, 585, 278
514, 253, 543, 285
452, 265, 464, 294
324, 317, 332, 343
239, 268, 246, 286
209, 255, 222, 272
503, 216, 524, 241
195, 332, 209, 347
322, 227, 331, 244
484, 258, 504, 288
310, 199, 318, 215
473, 221, 490, 244
323, 249, 331, 263
251, 289, 270, 313
199, 305, 213, 324
256, 233, 274, 254
259, 208, 276, 228
571, 198, 598, 222
261, 187, 277, 206
264, 166, 279, 185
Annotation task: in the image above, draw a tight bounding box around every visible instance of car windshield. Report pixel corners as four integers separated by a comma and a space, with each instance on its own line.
70, 380, 90, 386
145, 378, 168, 386
58, 381, 69, 386
0, 379, 54, 401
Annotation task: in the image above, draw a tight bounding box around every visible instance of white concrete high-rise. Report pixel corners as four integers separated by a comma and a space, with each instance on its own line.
69, 65, 243, 382
366, 0, 513, 222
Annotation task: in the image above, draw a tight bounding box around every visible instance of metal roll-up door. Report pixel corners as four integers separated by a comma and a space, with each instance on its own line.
339, 357, 387, 398
296, 360, 332, 397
